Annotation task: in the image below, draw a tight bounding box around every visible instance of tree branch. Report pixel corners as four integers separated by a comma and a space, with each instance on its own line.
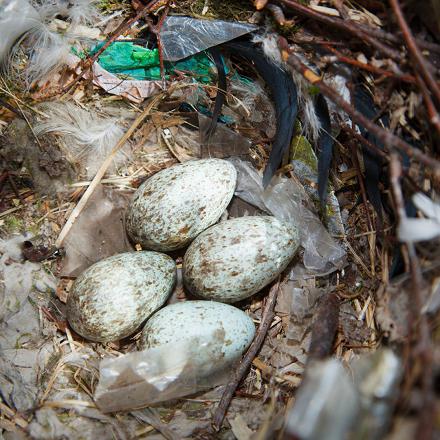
212, 280, 281, 430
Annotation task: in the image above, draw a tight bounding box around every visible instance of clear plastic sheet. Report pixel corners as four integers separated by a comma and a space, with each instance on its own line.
199, 114, 252, 158
94, 334, 233, 412
285, 350, 402, 440
229, 158, 346, 275
285, 359, 360, 440
0, 0, 40, 63
159, 16, 257, 62
352, 349, 402, 439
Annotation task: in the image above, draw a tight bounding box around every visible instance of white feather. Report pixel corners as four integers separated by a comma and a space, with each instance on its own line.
397, 192, 440, 242
253, 33, 284, 66
398, 218, 440, 242
5, 0, 101, 86
34, 102, 130, 178
253, 34, 323, 141
31, 0, 102, 25
14, 25, 72, 87
412, 192, 440, 220
291, 69, 322, 141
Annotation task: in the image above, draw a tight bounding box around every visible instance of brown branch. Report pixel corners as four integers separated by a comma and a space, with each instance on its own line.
389, 0, 440, 107
212, 280, 281, 430
266, 3, 292, 26
342, 125, 388, 160
323, 44, 417, 84
277, 0, 402, 61
389, 154, 435, 440
416, 74, 440, 136
0, 97, 23, 119
62, 0, 166, 94
353, 20, 440, 55
278, 40, 440, 173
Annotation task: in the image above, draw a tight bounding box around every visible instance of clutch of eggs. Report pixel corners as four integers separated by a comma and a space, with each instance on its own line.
183, 216, 300, 302
66, 252, 176, 342
125, 159, 237, 251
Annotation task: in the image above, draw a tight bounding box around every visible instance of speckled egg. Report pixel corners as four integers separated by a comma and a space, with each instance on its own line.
67, 252, 176, 342
183, 216, 299, 303
140, 301, 255, 370
125, 159, 237, 251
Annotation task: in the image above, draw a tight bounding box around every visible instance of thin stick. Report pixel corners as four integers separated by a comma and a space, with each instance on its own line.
62, 0, 166, 94
55, 93, 164, 248
278, 42, 440, 173
322, 44, 416, 84
389, 154, 434, 440
0, 97, 23, 118
415, 73, 440, 136
389, 0, 440, 107
353, 19, 440, 54
213, 280, 280, 430
277, 0, 402, 61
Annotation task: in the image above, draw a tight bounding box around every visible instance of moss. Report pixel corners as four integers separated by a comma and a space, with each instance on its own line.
290, 133, 318, 174
3, 214, 24, 233
98, 0, 131, 13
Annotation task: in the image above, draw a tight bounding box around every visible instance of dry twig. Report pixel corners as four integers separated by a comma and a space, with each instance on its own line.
416, 74, 440, 135
55, 92, 165, 247
278, 40, 440, 173
389, 0, 440, 107
213, 280, 281, 430
322, 44, 416, 84
277, 0, 402, 61
62, 0, 166, 94
389, 154, 435, 440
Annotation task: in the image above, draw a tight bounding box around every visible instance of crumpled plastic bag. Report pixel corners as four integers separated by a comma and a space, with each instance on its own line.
285, 350, 401, 440
95, 334, 233, 412
230, 158, 346, 275
160, 16, 258, 61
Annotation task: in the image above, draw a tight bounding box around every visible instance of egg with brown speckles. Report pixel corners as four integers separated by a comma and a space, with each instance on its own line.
140, 301, 255, 370
125, 159, 237, 251
183, 216, 300, 303
66, 252, 176, 342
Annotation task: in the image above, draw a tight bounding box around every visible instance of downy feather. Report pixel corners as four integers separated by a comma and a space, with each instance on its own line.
34, 102, 130, 178
5, 0, 101, 86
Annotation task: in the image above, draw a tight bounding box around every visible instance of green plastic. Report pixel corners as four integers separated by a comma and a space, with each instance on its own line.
91, 41, 222, 82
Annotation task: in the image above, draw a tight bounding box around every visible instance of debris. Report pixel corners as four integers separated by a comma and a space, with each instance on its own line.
159, 16, 257, 61
94, 334, 232, 412
231, 158, 346, 274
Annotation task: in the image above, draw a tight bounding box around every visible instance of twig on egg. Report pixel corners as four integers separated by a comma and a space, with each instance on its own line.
213, 279, 281, 430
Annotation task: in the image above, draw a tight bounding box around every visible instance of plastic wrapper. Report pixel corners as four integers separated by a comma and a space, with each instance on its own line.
230, 158, 346, 275
352, 349, 402, 440
94, 334, 233, 412
0, 0, 40, 63
160, 16, 257, 62
199, 114, 252, 158
285, 359, 360, 440
284, 350, 402, 440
